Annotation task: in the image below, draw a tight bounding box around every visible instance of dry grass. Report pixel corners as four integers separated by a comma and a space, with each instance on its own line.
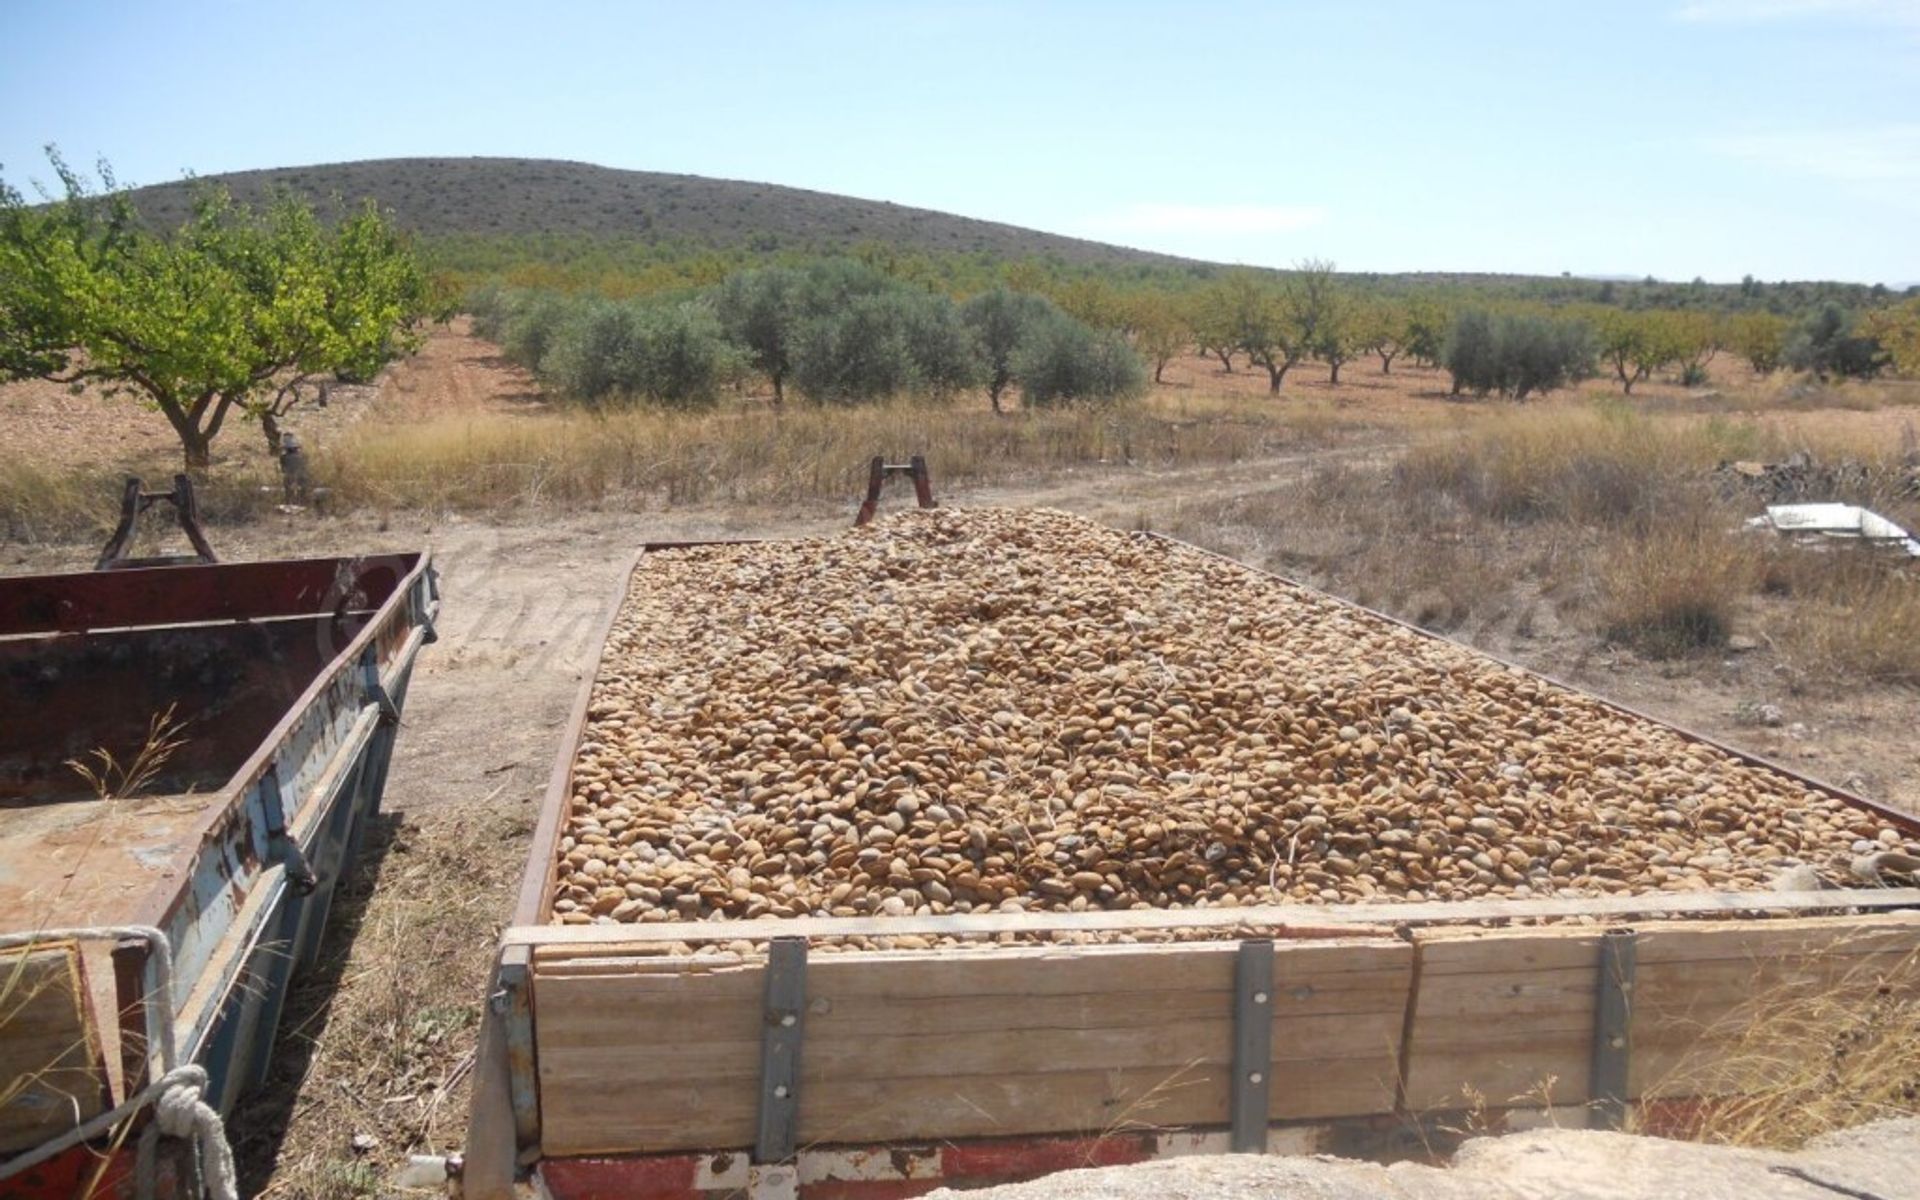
232, 802, 530, 1200
1637, 946, 1920, 1148
0, 393, 1369, 541
318, 396, 1336, 515
1597, 520, 1758, 658
1161, 402, 1920, 690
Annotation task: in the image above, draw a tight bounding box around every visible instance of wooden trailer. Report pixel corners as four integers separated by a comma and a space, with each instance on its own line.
464, 532, 1920, 1200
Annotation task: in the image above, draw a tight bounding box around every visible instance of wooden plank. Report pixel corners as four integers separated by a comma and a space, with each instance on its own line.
0, 941, 109, 1155
534, 936, 1413, 1155
539, 1006, 1405, 1085
1633, 912, 1920, 963
510, 888, 1920, 952
1401, 914, 1920, 1112
540, 1057, 1406, 1158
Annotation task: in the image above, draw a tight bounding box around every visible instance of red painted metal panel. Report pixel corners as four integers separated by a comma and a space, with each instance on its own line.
803, 1181, 939, 1200
937, 1134, 1155, 1183
0, 554, 418, 638
539, 1154, 704, 1200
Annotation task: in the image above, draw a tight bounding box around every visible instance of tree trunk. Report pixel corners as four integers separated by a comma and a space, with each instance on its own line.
1215, 349, 1233, 373
1267, 363, 1287, 394
771, 372, 784, 409
1329, 359, 1343, 385
1379, 350, 1396, 374
262, 411, 284, 456
1154, 359, 1166, 384
180, 427, 213, 470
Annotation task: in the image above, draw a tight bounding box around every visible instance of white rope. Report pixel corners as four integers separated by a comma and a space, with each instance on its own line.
0, 926, 237, 1200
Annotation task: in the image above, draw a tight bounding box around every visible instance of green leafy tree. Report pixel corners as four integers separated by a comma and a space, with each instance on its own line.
1186, 284, 1240, 373
1014, 310, 1146, 407
898, 289, 980, 399
1443, 310, 1589, 399
792, 293, 917, 403
1402, 297, 1451, 366
1593, 310, 1659, 395
1444, 309, 1500, 396
1358, 298, 1410, 374
0, 150, 434, 467
715, 266, 800, 406
1126, 289, 1190, 384
962, 286, 1054, 413
1860, 300, 1920, 377
1226, 271, 1314, 394
1728, 311, 1789, 375
1785, 303, 1887, 380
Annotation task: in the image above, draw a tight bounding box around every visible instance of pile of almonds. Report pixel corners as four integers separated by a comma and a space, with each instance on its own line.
549, 509, 1911, 929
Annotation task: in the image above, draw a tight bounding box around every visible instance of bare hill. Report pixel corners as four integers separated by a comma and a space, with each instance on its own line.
122, 157, 1185, 267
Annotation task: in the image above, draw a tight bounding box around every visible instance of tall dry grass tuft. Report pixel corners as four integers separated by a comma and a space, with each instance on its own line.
1397, 405, 1771, 529
1760, 551, 1920, 686
1638, 946, 1920, 1148
1598, 522, 1758, 658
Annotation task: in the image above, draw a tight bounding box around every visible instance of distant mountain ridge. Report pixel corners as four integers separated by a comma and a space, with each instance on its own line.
120, 156, 1189, 267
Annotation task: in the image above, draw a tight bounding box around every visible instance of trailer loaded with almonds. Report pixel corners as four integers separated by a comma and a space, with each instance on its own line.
466, 508, 1920, 1200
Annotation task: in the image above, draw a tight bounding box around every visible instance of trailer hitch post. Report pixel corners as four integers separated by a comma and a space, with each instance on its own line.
854, 455, 936, 527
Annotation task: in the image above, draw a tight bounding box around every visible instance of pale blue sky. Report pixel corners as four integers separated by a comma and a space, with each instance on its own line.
3, 1, 1916, 282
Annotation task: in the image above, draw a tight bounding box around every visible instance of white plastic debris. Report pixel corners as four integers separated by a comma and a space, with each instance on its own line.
1744, 503, 1920, 557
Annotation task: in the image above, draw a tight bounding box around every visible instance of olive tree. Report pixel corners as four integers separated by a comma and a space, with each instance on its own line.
1015, 310, 1146, 407
714, 266, 800, 406
962, 286, 1055, 412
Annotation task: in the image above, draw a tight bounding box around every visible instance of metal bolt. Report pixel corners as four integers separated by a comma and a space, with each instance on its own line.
774, 1084, 790, 1099
1248, 1071, 1264, 1085
1253, 991, 1269, 1004
780, 1013, 797, 1027
1610, 1036, 1626, 1050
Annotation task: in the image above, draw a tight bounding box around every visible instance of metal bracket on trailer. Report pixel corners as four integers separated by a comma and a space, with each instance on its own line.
359, 647, 401, 727
1588, 928, 1637, 1130
258, 767, 318, 896
494, 944, 542, 1161
754, 937, 808, 1164
1230, 938, 1275, 1153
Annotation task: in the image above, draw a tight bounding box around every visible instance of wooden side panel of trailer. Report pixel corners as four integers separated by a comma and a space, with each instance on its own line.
532, 937, 1413, 1156
1400, 913, 1920, 1111
519, 911, 1920, 1162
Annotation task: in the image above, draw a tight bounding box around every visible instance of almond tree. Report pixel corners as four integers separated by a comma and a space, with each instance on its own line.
1, 150, 435, 468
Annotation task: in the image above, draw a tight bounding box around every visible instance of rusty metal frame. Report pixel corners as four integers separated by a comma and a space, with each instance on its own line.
854, 455, 936, 527
95, 475, 218, 571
